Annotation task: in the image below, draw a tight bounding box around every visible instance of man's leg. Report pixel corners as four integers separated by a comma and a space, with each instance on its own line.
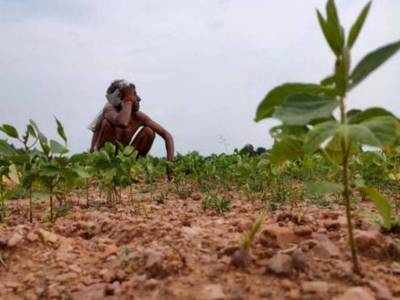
93, 119, 117, 150
131, 127, 155, 156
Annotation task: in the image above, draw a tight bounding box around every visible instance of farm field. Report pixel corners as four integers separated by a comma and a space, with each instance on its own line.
1, 0, 400, 299
0, 181, 400, 300
1, 149, 400, 300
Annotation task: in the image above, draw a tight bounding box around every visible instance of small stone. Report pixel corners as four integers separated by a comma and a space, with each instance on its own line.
386, 239, 400, 259
7, 232, 24, 247
323, 220, 341, 231
100, 269, 116, 283
292, 248, 308, 271
0, 238, 7, 248
231, 248, 250, 268
181, 226, 202, 239
144, 279, 159, 290
367, 280, 392, 300
266, 253, 293, 275
294, 225, 313, 237
261, 225, 298, 248
38, 229, 58, 244
101, 244, 118, 259
26, 232, 38, 242
5, 280, 20, 289
192, 193, 202, 201
55, 272, 77, 283
391, 262, 400, 275
312, 234, 340, 259
69, 264, 82, 273
354, 230, 385, 257
143, 249, 168, 279
288, 288, 301, 300
56, 240, 75, 262
302, 281, 329, 295
198, 284, 226, 300
104, 284, 115, 296
335, 287, 375, 300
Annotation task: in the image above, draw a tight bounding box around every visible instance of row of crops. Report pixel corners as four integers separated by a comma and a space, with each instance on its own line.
0, 117, 399, 223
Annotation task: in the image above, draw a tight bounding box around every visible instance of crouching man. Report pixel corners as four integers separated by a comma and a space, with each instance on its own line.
89, 79, 174, 163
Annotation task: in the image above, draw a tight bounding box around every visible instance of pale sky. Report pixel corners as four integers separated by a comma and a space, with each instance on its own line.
1, 1, 399, 156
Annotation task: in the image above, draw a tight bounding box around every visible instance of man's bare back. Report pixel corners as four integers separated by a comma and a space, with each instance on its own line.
90, 80, 174, 161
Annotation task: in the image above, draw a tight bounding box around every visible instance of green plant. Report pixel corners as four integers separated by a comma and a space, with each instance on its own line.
361, 187, 400, 232
90, 143, 138, 203
231, 212, 266, 268
0, 122, 40, 222
255, 0, 400, 274
241, 212, 265, 251
202, 193, 231, 214
153, 190, 168, 205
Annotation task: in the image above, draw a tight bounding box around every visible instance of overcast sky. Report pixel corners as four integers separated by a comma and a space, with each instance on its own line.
1, 1, 399, 156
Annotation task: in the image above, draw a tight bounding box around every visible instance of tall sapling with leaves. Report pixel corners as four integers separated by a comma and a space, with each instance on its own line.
255, 0, 400, 274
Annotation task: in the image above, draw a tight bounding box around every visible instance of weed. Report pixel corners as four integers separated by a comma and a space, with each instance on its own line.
202, 194, 231, 214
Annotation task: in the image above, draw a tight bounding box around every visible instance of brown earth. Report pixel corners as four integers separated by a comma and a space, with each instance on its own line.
0, 182, 399, 300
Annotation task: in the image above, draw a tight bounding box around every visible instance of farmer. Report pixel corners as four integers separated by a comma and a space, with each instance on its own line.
89, 80, 174, 162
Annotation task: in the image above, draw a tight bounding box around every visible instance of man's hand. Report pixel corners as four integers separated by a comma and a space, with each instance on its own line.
137, 112, 175, 163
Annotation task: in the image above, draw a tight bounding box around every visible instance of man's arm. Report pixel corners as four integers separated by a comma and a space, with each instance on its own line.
104, 102, 133, 128
138, 112, 174, 161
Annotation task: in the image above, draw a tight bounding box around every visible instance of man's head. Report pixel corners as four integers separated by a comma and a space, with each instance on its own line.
106, 79, 141, 111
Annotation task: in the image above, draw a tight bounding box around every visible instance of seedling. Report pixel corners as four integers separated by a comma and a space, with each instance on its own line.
202, 193, 231, 214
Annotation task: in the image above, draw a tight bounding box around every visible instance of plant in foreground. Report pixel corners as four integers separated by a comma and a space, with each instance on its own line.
255, 0, 400, 273
231, 213, 265, 268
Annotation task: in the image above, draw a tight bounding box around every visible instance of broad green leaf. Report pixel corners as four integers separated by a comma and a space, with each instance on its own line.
346, 109, 363, 120
360, 116, 399, 146
50, 140, 68, 155
0, 140, 16, 156
269, 136, 303, 165
320, 74, 335, 87
55, 117, 67, 144
347, 1, 372, 49
304, 120, 339, 153
255, 83, 331, 122
29, 119, 50, 155
349, 107, 396, 124
0, 124, 19, 139
360, 187, 392, 230
70, 153, 89, 163
324, 134, 360, 163
309, 115, 337, 126
350, 40, 400, 89
305, 181, 343, 196
39, 165, 59, 177
74, 167, 91, 179
269, 125, 309, 140
273, 94, 339, 125
338, 123, 380, 147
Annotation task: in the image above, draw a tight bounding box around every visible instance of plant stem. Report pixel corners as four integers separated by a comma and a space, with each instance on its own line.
86, 179, 89, 206
339, 95, 361, 274
50, 185, 53, 222
29, 185, 33, 223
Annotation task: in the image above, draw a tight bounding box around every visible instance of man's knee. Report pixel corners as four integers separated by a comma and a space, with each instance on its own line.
142, 127, 155, 139
100, 118, 113, 130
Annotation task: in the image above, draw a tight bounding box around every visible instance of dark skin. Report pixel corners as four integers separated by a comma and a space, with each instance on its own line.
90, 86, 175, 163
